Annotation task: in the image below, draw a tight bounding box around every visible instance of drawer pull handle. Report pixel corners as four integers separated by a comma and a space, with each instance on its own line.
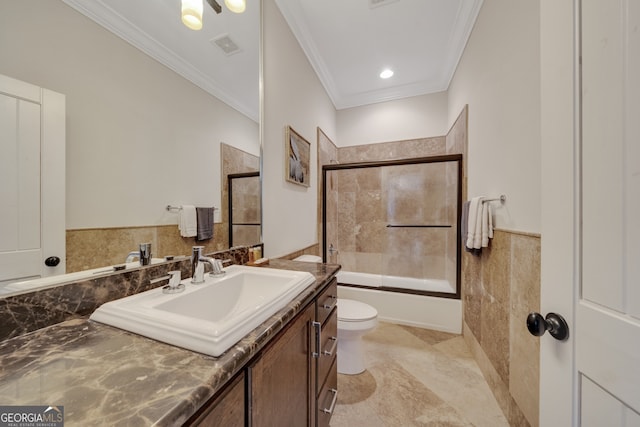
323, 336, 338, 357
322, 295, 337, 311
312, 321, 321, 358
322, 389, 338, 414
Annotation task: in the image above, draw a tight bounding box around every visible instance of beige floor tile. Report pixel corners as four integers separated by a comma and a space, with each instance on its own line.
331, 322, 508, 427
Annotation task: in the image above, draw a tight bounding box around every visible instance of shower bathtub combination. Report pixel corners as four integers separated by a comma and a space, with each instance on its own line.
323, 154, 463, 334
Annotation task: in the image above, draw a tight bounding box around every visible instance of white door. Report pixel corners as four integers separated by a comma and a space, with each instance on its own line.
540, 0, 640, 425
0, 74, 65, 286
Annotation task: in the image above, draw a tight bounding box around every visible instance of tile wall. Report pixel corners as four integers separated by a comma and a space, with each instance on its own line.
329, 161, 457, 283
462, 230, 540, 427
221, 143, 261, 247
66, 225, 226, 273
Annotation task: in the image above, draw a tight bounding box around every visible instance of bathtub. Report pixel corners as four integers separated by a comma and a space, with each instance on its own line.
336, 271, 462, 334
336, 271, 455, 294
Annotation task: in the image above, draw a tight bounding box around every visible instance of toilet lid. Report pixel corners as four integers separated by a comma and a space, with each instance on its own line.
338, 299, 378, 322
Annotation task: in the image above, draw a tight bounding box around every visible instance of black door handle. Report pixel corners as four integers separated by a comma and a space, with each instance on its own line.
45, 256, 61, 267
526, 312, 569, 341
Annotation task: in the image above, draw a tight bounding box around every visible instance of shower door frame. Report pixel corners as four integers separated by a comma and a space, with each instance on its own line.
322, 154, 463, 299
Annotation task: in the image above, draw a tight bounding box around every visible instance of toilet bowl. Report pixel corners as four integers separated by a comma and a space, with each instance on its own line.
292, 255, 378, 375
337, 299, 378, 375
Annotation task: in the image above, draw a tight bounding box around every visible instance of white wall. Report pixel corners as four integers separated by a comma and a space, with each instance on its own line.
262, 0, 337, 257
448, 0, 541, 233
0, 0, 259, 230
337, 92, 448, 145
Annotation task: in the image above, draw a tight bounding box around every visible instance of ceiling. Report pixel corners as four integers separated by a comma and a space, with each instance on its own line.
62, 0, 482, 118
276, 0, 483, 109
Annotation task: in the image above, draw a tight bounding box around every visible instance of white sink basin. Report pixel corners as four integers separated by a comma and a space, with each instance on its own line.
90, 265, 315, 356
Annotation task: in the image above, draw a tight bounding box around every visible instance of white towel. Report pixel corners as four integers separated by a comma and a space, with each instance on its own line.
481, 202, 494, 247
466, 197, 484, 249
179, 205, 197, 237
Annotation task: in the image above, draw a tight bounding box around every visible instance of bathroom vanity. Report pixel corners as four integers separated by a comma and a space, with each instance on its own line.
187, 268, 338, 426
0, 259, 339, 426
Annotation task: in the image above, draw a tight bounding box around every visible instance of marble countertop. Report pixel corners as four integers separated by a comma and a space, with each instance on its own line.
0, 260, 340, 426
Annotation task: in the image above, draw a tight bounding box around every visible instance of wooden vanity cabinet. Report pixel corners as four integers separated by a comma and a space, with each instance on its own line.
249, 303, 315, 427
188, 275, 339, 427
315, 278, 338, 427
185, 371, 245, 427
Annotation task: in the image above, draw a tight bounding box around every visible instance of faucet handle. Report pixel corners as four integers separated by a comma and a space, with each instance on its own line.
210, 259, 226, 277
163, 270, 185, 294
168, 270, 181, 287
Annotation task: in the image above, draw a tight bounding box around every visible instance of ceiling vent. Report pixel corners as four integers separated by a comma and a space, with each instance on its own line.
211, 34, 241, 56
369, 0, 400, 9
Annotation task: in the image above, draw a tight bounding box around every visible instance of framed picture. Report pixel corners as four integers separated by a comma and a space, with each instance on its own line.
285, 126, 311, 187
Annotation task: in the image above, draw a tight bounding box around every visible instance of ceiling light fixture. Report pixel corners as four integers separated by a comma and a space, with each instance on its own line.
224, 0, 246, 13
380, 69, 394, 79
182, 0, 244, 31
181, 0, 204, 30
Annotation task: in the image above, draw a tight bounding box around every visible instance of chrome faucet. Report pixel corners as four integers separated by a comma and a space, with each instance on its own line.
125, 243, 152, 265
191, 246, 225, 284
125, 251, 139, 263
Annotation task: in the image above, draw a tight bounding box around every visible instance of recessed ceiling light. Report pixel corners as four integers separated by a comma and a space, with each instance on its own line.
380, 69, 394, 79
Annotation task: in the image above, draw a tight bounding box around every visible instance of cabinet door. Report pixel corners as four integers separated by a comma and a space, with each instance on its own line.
249, 304, 314, 427
187, 371, 245, 427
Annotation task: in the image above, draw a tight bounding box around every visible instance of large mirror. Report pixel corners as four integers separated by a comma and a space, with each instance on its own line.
0, 0, 261, 293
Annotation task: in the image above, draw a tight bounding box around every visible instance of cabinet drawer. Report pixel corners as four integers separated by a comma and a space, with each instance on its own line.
317, 358, 338, 427
316, 278, 337, 325
318, 308, 337, 392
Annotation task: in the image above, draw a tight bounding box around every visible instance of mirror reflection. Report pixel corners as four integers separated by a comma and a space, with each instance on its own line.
0, 0, 261, 292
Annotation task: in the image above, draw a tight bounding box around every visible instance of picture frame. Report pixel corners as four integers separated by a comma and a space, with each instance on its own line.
285, 126, 311, 187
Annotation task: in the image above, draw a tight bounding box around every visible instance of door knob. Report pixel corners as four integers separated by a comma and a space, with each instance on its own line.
526, 312, 569, 341
45, 256, 61, 267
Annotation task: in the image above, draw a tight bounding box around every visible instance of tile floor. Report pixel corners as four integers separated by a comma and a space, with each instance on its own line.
330, 322, 509, 427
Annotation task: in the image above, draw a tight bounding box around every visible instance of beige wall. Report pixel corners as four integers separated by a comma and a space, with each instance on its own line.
337, 92, 448, 146
262, 0, 337, 258
448, 0, 541, 234
449, 1, 542, 426
0, 0, 259, 231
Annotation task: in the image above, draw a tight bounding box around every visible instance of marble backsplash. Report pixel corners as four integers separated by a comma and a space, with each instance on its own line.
0, 246, 254, 342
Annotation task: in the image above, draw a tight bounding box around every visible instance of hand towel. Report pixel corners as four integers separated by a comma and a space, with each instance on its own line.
196, 207, 214, 241
179, 205, 197, 238
481, 202, 493, 247
465, 197, 484, 250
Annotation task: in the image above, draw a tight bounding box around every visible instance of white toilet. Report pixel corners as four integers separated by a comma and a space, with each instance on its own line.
293, 255, 379, 375
336, 298, 378, 375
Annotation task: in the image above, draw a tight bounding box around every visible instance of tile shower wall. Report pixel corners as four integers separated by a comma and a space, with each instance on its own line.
329, 135, 448, 273
331, 161, 457, 283
66, 144, 259, 273
221, 143, 261, 248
